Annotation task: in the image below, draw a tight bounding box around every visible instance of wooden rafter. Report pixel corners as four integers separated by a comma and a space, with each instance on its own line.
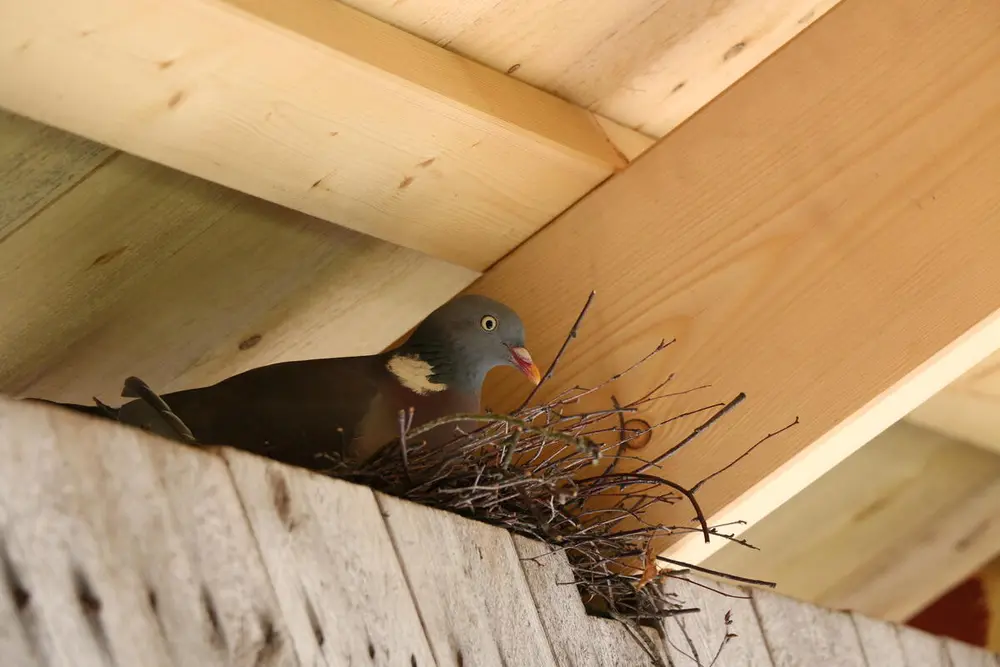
0, 0, 644, 271
470, 0, 1000, 564
908, 348, 1000, 454
704, 421, 1000, 622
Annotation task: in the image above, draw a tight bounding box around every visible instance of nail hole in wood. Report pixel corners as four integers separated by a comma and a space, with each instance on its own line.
267, 468, 295, 530
305, 596, 325, 647
1, 542, 29, 612
202, 585, 227, 649
73, 567, 112, 656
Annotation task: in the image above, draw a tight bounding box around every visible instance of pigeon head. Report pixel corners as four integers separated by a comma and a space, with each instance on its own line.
390, 294, 541, 395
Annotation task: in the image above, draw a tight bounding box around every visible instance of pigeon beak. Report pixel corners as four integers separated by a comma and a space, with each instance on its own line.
508, 346, 541, 385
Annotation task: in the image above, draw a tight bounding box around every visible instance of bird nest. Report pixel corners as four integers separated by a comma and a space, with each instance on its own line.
318, 292, 796, 666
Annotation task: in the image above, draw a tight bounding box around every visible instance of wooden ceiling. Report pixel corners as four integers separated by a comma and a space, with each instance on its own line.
2, 0, 1000, 628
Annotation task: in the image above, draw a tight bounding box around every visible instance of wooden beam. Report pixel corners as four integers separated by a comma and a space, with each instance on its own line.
0, 0, 641, 271
908, 349, 1000, 454
471, 0, 1000, 566
702, 421, 1000, 622
341, 0, 843, 136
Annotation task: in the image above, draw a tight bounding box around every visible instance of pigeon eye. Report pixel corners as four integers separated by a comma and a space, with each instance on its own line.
480, 315, 498, 332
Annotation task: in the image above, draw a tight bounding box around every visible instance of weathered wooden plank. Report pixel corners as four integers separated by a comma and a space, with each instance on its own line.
752, 587, 867, 666
471, 0, 1000, 567
378, 493, 557, 667
661, 577, 773, 667
0, 396, 233, 666
222, 451, 435, 667
0, 110, 111, 241
851, 614, 907, 667
943, 638, 1000, 667
0, 538, 42, 667
895, 625, 952, 667
0, 0, 633, 270
511, 534, 666, 666
146, 438, 299, 666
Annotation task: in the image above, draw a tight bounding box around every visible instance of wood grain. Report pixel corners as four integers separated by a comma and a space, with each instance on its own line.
338, 0, 841, 135
702, 421, 1000, 622
896, 625, 951, 667
660, 577, 773, 666
0, 395, 298, 667
2, 396, 998, 667
944, 639, 1000, 667
752, 587, 867, 666
222, 452, 435, 667
378, 493, 557, 667
512, 534, 667, 666
470, 0, 1000, 566
0, 110, 111, 241
909, 348, 1000, 454
146, 437, 298, 666
0, 0, 635, 270
0, 145, 475, 405
852, 614, 907, 666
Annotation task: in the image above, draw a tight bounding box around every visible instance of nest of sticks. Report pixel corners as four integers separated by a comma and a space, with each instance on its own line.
322, 292, 796, 665
121, 292, 796, 666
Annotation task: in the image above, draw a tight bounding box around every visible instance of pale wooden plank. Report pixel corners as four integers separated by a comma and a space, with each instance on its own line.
896, 625, 952, 667
909, 349, 1000, 455
827, 474, 1000, 623
752, 588, 867, 666
511, 534, 667, 667
378, 493, 557, 667
222, 451, 435, 667
0, 0, 631, 270
0, 396, 214, 666
944, 638, 1000, 667
703, 421, 1000, 621
660, 577, 773, 667
339, 0, 841, 135
0, 538, 42, 667
1, 152, 475, 405
471, 0, 1000, 567
146, 438, 299, 666
0, 110, 112, 241
851, 614, 907, 667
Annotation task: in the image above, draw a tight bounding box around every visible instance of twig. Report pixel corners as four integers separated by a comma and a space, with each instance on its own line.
518, 290, 596, 411
634, 393, 746, 474
120, 376, 198, 445
690, 416, 800, 494
657, 556, 776, 588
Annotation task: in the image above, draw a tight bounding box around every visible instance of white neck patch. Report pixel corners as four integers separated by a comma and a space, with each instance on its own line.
386, 354, 448, 395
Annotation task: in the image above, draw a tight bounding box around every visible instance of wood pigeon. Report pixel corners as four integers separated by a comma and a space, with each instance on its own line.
28, 294, 541, 470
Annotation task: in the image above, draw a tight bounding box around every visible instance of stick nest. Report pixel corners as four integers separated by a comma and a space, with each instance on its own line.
317, 292, 796, 665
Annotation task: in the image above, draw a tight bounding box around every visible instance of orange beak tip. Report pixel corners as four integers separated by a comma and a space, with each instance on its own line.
509, 346, 542, 385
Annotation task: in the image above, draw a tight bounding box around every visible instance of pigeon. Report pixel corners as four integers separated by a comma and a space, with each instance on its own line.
28, 294, 541, 470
